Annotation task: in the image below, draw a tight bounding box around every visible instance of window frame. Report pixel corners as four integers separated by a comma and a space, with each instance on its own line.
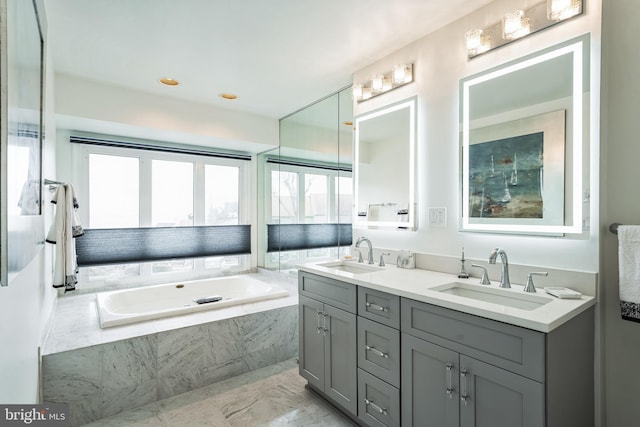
73, 142, 252, 287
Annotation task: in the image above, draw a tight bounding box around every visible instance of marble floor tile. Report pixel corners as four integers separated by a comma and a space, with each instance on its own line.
81, 360, 356, 427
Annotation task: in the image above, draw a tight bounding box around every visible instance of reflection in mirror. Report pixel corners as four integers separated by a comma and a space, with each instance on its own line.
461, 35, 589, 234
262, 88, 353, 273
3, 0, 45, 285
354, 97, 416, 229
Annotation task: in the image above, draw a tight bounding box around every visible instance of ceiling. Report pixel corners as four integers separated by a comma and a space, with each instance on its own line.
43, 0, 493, 120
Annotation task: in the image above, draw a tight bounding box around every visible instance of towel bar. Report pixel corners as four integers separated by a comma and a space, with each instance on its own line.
610, 223, 622, 234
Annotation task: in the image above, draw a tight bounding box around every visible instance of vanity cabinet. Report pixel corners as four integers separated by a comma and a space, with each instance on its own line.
299, 273, 358, 415
401, 298, 594, 427
298, 271, 594, 427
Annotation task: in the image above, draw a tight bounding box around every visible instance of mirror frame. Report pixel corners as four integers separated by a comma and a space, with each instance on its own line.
354, 97, 416, 229
460, 35, 589, 234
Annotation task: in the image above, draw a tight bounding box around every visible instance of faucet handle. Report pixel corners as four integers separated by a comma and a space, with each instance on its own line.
471, 264, 491, 285
524, 271, 548, 293
379, 252, 390, 267
353, 248, 363, 263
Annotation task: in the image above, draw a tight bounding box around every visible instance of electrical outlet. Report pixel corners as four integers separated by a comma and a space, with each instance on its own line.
428, 207, 447, 228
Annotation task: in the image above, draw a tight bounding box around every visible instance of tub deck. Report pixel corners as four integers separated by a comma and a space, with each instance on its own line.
43, 271, 298, 355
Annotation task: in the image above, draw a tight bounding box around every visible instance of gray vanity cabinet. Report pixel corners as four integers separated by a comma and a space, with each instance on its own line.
401, 297, 594, 427
401, 333, 459, 427
458, 355, 545, 427
357, 287, 402, 427
299, 271, 594, 427
299, 273, 358, 416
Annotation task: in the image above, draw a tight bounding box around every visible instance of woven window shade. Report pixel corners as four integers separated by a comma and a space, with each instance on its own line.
75, 225, 251, 266
266, 223, 352, 253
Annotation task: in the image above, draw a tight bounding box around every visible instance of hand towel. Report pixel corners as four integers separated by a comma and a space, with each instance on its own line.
45, 183, 84, 292
618, 225, 640, 322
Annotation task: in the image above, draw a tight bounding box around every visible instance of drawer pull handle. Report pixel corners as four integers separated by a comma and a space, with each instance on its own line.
364, 398, 388, 415
460, 369, 469, 405
445, 363, 455, 398
366, 302, 389, 312
365, 345, 389, 359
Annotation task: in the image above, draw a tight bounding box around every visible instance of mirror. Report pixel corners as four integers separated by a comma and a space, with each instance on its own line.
260, 88, 353, 272
461, 35, 589, 234
354, 97, 416, 229
2, 0, 46, 286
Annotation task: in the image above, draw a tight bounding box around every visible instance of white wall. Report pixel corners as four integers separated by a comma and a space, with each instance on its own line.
601, 1, 640, 425
353, 0, 601, 274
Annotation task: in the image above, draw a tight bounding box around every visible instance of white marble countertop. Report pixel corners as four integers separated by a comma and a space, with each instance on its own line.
297, 261, 595, 333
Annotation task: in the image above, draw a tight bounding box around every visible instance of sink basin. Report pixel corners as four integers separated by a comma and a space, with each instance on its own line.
432, 282, 551, 311
316, 261, 383, 275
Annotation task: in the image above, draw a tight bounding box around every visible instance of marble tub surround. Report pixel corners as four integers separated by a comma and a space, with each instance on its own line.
43, 305, 298, 426
81, 359, 355, 427
298, 261, 595, 332
42, 272, 298, 426
43, 271, 297, 355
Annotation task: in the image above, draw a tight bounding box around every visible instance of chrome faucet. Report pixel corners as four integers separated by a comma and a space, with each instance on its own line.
355, 236, 374, 265
488, 248, 511, 288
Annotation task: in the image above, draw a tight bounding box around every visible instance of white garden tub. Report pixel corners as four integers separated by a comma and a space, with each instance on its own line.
96, 275, 289, 328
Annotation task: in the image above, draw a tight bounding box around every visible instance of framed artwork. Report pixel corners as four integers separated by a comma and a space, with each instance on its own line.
463, 110, 566, 231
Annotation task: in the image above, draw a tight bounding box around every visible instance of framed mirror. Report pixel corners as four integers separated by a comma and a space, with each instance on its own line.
354, 97, 416, 229
460, 35, 589, 234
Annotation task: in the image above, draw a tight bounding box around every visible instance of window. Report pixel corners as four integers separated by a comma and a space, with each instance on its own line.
75, 142, 250, 288
266, 161, 352, 270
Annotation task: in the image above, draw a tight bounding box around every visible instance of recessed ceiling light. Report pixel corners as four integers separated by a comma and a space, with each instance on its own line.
219, 93, 238, 100
159, 77, 180, 86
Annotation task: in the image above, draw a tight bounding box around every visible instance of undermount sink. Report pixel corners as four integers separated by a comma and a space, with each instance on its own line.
432, 282, 551, 311
316, 261, 383, 275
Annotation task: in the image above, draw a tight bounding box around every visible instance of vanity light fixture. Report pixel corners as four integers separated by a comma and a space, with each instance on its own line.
465, 0, 582, 59
547, 0, 582, 21
353, 63, 413, 103
502, 10, 531, 40
465, 29, 491, 57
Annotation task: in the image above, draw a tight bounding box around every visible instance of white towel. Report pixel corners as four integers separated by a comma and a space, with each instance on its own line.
45, 183, 84, 292
617, 225, 640, 322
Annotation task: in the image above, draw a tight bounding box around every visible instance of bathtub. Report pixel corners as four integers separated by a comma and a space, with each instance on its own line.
96, 275, 289, 328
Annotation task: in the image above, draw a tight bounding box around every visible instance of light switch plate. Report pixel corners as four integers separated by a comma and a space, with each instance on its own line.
428, 207, 447, 228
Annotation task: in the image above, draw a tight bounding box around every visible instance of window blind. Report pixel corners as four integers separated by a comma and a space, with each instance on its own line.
75, 225, 251, 266
70, 135, 252, 161
266, 223, 352, 253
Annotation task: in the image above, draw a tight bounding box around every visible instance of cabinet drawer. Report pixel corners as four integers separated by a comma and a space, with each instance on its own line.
299, 272, 357, 314
358, 368, 400, 427
357, 317, 400, 387
401, 298, 545, 382
358, 287, 400, 328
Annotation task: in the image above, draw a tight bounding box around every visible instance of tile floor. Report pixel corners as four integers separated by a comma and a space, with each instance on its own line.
81, 359, 356, 427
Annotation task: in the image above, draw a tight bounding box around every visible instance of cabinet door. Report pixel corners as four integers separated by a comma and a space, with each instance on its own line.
299, 295, 325, 391
324, 303, 358, 415
459, 356, 544, 427
401, 333, 459, 427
